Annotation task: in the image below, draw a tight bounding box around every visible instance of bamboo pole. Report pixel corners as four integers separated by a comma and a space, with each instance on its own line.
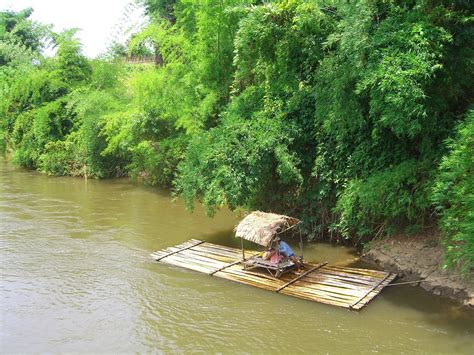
241, 237, 246, 269
209, 260, 242, 275
299, 229, 303, 261
275, 220, 301, 235
351, 274, 397, 309
276, 262, 328, 292
154, 240, 205, 261
350, 272, 392, 309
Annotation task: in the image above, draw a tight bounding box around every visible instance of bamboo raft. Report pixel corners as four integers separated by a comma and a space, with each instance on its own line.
151, 239, 396, 310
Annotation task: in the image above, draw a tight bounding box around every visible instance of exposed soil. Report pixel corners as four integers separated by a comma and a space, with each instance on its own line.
360, 230, 474, 308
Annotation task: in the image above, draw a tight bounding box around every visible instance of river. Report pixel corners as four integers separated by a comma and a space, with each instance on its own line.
1, 158, 473, 353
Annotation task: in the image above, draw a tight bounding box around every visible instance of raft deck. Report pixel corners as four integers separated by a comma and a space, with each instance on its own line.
151, 239, 396, 310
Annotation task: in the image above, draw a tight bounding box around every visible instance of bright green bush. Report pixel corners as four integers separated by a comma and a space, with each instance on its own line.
432, 110, 474, 273
11, 98, 71, 168
67, 85, 131, 178
55, 30, 92, 85
176, 112, 303, 215
129, 136, 187, 186
39, 139, 76, 176
335, 161, 432, 242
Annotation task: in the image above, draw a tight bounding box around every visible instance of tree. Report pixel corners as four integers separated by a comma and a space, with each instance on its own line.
54, 29, 92, 86
0, 8, 51, 66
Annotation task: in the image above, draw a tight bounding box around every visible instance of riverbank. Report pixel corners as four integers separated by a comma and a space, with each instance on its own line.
361, 230, 474, 308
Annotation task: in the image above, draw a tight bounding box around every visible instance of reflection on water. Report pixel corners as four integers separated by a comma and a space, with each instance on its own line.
1, 158, 473, 353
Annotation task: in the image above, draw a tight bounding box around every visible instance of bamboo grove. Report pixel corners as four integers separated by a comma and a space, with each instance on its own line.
0, 1, 472, 273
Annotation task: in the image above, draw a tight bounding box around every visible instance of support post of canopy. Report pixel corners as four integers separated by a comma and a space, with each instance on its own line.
299, 229, 303, 261
241, 237, 246, 269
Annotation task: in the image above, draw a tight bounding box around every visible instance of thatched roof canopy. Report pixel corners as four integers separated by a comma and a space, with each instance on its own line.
234, 211, 300, 247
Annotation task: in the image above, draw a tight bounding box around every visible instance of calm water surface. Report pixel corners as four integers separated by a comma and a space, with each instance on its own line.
1, 158, 473, 353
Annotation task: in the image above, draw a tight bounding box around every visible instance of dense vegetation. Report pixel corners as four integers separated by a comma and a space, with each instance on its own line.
1, 1, 472, 273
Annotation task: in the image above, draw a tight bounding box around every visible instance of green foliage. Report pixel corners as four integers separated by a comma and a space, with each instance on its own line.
432, 110, 474, 273
11, 97, 72, 168
39, 139, 76, 175
64, 86, 130, 177
129, 135, 188, 186
309, 1, 465, 242
357, 9, 451, 139
54, 29, 92, 85
142, 0, 177, 23
89, 60, 123, 90
176, 1, 331, 215
335, 161, 432, 241
176, 112, 303, 215
175, 0, 472, 259
1, 23, 126, 177
0, 8, 51, 66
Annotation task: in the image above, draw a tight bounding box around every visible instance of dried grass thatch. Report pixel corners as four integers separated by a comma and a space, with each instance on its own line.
234, 211, 300, 246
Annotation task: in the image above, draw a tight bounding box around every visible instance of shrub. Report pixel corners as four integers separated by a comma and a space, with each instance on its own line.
432, 110, 474, 274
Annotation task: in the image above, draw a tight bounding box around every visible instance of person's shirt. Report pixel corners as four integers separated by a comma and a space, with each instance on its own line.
278, 241, 295, 257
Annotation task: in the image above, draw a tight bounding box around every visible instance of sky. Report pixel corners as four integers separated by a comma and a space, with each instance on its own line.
1, 0, 147, 58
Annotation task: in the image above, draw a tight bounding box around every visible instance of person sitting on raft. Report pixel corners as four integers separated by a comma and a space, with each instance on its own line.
263, 237, 302, 272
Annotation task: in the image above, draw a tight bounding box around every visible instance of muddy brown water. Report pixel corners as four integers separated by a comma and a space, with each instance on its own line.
1, 158, 473, 353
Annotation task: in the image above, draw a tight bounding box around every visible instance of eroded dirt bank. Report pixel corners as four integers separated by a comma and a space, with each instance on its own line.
361, 233, 473, 308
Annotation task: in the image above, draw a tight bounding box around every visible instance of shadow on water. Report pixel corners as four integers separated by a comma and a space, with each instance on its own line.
198, 228, 237, 247
381, 284, 474, 333
198, 229, 270, 251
